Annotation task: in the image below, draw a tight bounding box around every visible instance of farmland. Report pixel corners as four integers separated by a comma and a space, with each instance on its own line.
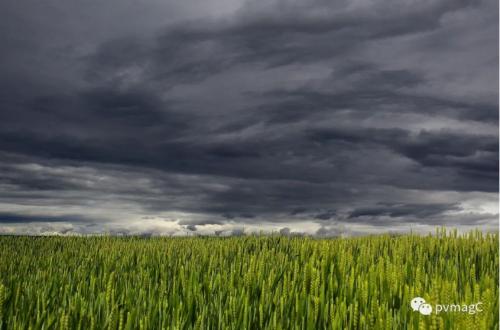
0, 230, 497, 329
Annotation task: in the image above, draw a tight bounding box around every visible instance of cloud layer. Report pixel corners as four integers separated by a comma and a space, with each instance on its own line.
0, 0, 497, 235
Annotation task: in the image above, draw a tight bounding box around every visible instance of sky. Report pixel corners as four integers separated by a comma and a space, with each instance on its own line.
0, 0, 498, 236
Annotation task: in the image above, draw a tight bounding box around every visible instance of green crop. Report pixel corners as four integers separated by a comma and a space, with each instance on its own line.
0, 229, 497, 329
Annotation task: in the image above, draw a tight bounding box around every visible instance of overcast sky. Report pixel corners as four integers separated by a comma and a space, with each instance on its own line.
0, 0, 498, 236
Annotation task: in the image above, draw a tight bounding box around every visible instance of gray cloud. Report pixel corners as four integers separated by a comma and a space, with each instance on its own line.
0, 212, 91, 224
0, 0, 497, 235
315, 223, 346, 237
84, 0, 480, 86
348, 203, 460, 219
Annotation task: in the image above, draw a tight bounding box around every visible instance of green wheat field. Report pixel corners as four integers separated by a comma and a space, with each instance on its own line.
0, 229, 497, 329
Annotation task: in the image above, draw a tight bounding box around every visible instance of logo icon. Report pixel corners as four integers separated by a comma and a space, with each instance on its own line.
419, 303, 433, 315
411, 297, 433, 315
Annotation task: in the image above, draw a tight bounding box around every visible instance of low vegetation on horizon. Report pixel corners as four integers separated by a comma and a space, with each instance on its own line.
0, 229, 497, 329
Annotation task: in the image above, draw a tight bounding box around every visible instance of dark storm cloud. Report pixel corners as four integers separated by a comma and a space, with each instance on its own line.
314, 210, 337, 221
185, 224, 197, 232
309, 128, 498, 182
255, 79, 498, 125
0, 0, 497, 234
178, 219, 224, 226
348, 203, 460, 219
0, 162, 82, 192
344, 203, 497, 227
84, 0, 480, 86
0, 212, 90, 224
0, 85, 187, 138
